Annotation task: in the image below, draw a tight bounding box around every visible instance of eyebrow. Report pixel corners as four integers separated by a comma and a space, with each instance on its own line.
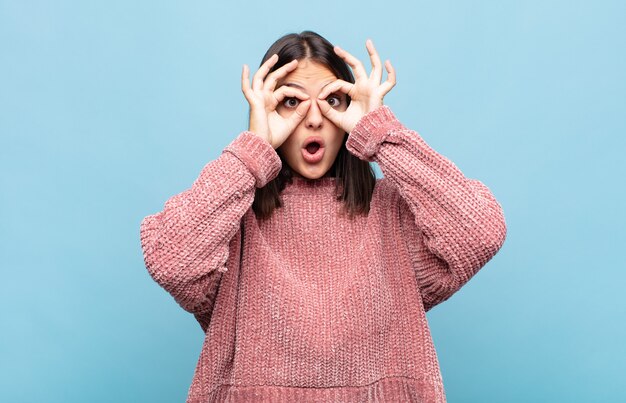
283, 81, 335, 91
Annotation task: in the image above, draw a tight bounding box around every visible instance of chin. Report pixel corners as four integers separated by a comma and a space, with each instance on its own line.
293, 167, 329, 180
283, 147, 339, 180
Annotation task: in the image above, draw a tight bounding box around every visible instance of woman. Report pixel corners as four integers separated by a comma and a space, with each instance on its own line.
140, 30, 507, 403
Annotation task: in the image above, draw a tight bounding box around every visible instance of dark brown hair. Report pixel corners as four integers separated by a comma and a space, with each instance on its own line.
252, 31, 376, 220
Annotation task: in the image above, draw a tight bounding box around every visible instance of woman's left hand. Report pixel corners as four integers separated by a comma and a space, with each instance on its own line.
316, 39, 396, 134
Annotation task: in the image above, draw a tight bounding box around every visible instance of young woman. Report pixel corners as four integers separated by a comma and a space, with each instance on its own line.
140, 30, 507, 403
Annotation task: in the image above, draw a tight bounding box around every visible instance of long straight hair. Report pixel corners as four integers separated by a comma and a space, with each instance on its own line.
252, 31, 376, 220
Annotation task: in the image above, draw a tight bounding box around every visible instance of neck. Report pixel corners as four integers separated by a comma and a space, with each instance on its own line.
282, 175, 338, 196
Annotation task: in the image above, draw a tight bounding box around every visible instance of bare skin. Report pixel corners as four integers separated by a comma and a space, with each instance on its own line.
274, 60, 347, 179
241, 39, 396, 179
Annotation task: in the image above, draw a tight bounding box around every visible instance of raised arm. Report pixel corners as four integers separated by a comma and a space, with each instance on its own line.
139, 132, 280, 317
318, 39, 506, 312
141, 52, 313, 325
347, 106, 507, 311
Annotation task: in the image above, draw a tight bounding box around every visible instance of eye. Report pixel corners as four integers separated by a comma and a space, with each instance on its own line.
283, 97, 300, 109
326, 95, 342, 108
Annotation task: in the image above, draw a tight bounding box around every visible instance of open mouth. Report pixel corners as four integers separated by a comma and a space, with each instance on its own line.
305, 142, 321, 155
301, 136, 325, 164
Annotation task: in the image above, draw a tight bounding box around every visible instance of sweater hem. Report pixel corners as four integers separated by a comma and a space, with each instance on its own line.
188, 375, 446, 403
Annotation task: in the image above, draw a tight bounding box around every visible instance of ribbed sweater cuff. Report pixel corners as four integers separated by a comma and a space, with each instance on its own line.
222, 131, 282, 188
346, 105, 404, 162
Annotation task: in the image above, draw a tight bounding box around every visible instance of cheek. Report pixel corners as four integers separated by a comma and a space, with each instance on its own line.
327, 133, 347, 160
331, 129, 347, 149
277, 136, 299, 161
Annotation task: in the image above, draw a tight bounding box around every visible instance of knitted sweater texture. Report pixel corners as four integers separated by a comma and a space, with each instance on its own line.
140, 106, 507, 403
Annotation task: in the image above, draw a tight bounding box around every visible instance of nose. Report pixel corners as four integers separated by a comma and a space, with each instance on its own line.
304, 98, 323, 129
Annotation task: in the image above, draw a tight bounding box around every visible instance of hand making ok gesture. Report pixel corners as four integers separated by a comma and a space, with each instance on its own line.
316, 39, 396, 134
241, 55, 312, 149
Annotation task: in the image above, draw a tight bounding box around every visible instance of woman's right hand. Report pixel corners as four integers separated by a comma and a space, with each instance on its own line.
241, 55, 311, 149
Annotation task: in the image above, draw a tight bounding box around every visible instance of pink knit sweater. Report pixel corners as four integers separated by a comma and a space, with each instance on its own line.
140, 106, 507, 403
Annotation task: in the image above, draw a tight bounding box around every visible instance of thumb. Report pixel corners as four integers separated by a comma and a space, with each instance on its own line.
316, 99, 343, 128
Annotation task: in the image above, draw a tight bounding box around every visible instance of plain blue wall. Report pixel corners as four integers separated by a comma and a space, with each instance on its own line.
1, 1, 625, 402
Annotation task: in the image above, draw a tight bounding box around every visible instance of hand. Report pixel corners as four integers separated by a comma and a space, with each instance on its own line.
316, 39, 396, 134
241, 55, 312, 149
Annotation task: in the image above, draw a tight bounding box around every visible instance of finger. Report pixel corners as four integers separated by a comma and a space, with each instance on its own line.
316, 99, 343, 128
366, 39, 383, 83
263, 59, 299, 91
252, 54, 279, 91
241, 64, 253, 102
272, 86, 310, 103
317, 79, 354, 100
334, 45, 367, 80
379, 60, 397, 95
285, 99, 311, 129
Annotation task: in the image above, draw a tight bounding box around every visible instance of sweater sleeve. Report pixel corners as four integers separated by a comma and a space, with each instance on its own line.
139, 131, 281, 317
346, 106, 507, 312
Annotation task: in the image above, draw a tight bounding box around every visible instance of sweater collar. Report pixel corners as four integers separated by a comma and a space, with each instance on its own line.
281, 176, 339, 196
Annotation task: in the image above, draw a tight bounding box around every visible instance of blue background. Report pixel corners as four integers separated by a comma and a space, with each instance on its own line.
2, 1, 625, 402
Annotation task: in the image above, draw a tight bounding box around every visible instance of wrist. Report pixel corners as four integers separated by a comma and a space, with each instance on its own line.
346, 105, 400, 161
248, 130, 274, 149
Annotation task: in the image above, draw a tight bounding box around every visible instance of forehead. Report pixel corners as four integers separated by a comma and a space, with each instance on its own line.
278, 59, 337, 88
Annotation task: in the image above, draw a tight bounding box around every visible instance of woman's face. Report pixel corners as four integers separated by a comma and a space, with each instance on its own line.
276, 59, 348, 180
